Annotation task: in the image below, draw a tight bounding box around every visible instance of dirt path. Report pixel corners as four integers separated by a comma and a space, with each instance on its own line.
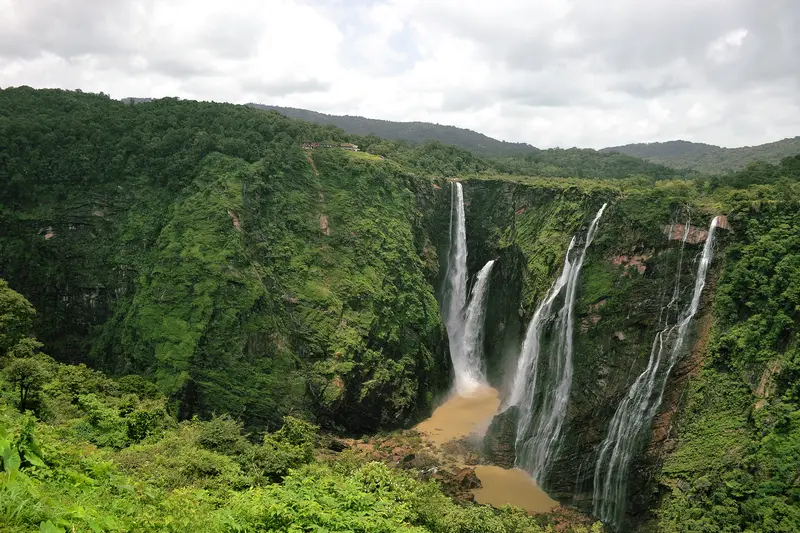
306, 152, 319, 176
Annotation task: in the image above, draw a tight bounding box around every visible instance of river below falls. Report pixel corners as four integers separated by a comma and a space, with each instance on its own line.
414, 385, 557, 513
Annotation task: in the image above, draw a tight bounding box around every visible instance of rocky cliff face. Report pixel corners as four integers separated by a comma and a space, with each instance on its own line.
437, 177, 730, 529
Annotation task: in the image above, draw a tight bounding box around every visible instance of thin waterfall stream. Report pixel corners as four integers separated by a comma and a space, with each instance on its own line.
593, 216, 720, 530
508, 204, 607, 484
462, 259, 496, 385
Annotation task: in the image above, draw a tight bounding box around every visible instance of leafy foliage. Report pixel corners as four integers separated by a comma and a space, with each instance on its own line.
0, 88, 450, 433
489, 148, 694, 180
0, 293, 591, 532
657, 200, 800, 533
250, 104, 540, 157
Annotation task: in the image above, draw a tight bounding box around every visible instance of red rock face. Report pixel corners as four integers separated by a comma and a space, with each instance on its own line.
664, 223, 709, 244
715, 215, 732, 230
611, 255, 648, 275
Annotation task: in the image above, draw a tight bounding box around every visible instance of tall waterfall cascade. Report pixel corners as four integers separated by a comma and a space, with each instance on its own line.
444, 182, 495, 394
593, 216, 720, 530
508, 203, 607, 484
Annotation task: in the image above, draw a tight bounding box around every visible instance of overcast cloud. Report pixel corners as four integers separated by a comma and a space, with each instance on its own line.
1, 0, 798, 148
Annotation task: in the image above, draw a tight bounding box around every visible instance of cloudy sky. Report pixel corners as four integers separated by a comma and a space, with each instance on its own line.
1, 0, 798, 149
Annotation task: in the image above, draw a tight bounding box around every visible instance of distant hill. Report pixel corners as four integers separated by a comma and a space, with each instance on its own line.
602, 137, 800, 174
249, 104, 539, 157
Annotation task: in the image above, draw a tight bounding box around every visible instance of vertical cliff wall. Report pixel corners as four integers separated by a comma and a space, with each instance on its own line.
441, 177, 729, 530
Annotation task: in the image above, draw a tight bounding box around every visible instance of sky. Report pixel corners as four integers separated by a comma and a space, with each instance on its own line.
1, 0, 798, 149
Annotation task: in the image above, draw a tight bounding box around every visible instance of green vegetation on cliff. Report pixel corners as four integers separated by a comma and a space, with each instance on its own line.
656, 199, 800, 533
248, 104, 540, 158
0, 87, 451, 434
3, 87, 800, 533
0, 280, 600, 533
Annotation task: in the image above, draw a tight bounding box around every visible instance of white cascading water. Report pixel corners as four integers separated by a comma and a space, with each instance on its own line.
508, 203, 607, 483
593, 216, 720, 530
444, 182, 493, 394
461, 259, 496, 386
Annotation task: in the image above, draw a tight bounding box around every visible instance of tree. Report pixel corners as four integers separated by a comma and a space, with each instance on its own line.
4, 356, 48, 412
0, 278, 35, 355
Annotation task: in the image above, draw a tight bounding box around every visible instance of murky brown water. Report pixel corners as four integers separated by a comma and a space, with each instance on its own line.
414, 386, 557, 513
415, 385, 500, 446
472, 465, 557, 512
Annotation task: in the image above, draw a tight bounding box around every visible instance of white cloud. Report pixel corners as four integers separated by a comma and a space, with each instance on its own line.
1, 0, 799, 149
707, 28, 749, 63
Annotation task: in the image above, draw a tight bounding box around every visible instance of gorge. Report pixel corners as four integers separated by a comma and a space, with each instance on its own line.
1, 88, 799, 533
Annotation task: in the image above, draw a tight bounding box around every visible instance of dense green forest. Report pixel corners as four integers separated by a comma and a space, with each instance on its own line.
0, 280, 604, 532
248, 104, 540, 158
1, 87, 799, 532
247, 105, 800, 177
603, 137, 800, 174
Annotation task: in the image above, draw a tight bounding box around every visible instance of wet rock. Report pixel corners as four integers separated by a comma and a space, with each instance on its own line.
391, 446, 412, 463
455, 467, 482, 489
483, 406, 519, 469
409, 455, 428, 469
401, 452, 416, 464
456, 492, 476, 503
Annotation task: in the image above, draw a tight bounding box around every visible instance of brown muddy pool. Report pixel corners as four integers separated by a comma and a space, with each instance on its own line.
414, 386, 557, 514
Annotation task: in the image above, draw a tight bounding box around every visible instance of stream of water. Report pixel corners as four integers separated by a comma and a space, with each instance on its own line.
508, 204, 607, 485
593, 216, 720, 530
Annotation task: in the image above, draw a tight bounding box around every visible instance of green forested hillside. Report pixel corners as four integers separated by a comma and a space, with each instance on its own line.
252, 104, 691, 179
1, 87, 800, 533
0, 87, 451, 433
603, 137, 800, 174
488, 148, 695, 180
0, 280, 600, 533
249, 104, 539, 157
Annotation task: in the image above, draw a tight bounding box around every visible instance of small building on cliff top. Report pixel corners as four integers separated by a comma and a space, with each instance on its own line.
301, 141, 359, 152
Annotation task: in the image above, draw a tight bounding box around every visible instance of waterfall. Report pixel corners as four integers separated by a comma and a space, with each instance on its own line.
509, 203, 607, 483
461, 259, 496, 387
593, 216, 719, 530
444, 182, 492, 394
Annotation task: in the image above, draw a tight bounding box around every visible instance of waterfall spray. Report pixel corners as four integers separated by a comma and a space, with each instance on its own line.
593, 217, 720, 530
509, 204, 607, 483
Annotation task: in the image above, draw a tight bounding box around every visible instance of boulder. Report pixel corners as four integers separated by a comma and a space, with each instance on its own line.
455, 467, 482, 489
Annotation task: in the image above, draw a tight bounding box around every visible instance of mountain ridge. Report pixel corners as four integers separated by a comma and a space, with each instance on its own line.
602, 136, 800, 173
121, 98, 798, 174
248, 103, 540, 157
